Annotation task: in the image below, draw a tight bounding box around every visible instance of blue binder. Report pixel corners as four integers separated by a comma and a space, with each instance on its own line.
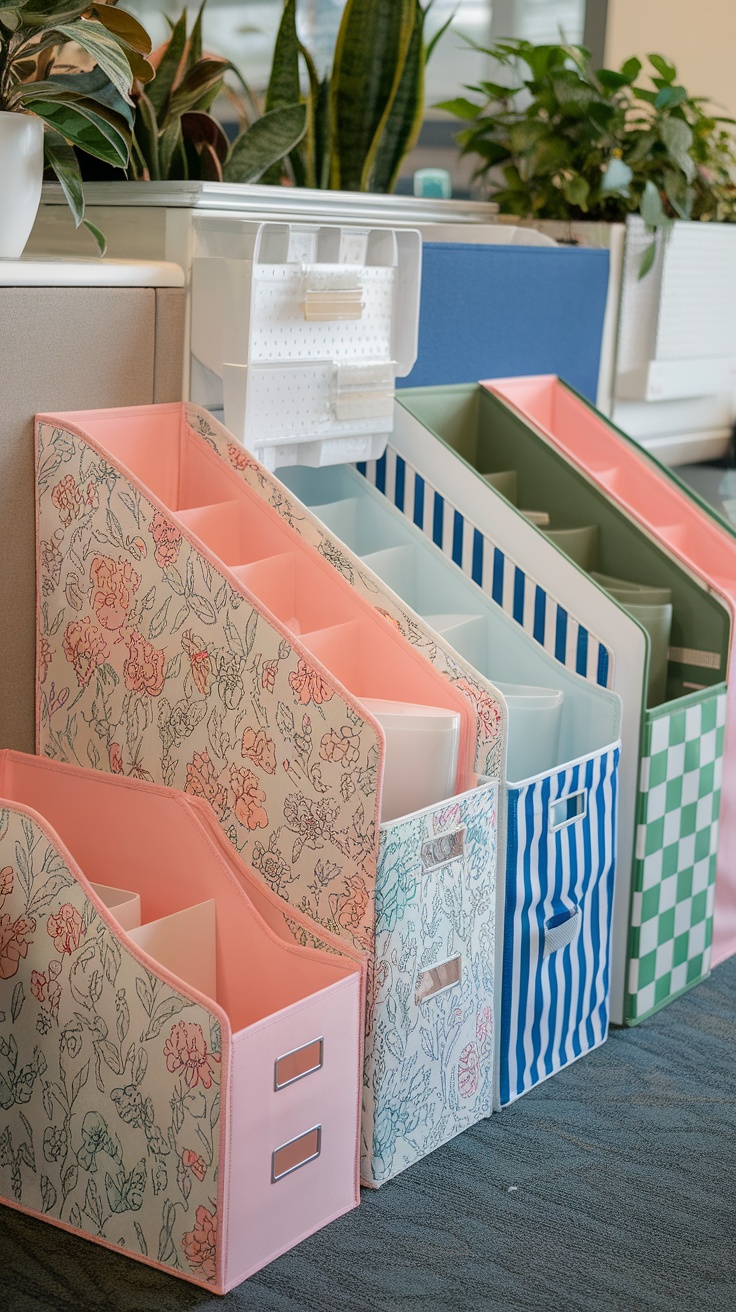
400, 243, 610, 402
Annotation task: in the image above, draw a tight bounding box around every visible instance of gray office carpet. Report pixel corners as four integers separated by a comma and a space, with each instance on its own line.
3, 957, 735, 1312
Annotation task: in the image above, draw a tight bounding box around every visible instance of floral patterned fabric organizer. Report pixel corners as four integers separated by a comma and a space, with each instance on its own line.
0, 752, 363, 1293
35, 403, 495, 1186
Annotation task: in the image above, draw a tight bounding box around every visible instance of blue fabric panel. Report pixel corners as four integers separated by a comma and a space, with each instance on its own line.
399, 243, 610, 402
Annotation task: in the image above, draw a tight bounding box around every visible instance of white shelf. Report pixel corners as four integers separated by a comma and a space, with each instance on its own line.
0, 255, 184, 286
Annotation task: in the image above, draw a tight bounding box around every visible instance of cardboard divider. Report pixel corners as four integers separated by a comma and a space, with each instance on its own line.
92, 879, 219, 1000
423, 613, 488, 669
542, 525, 600, 571
494, 683, 564, 781
235, 551, 355, 634
177, 497, 290, 567
128, 899, 218, 1001
91, 882, 141, 932
311, 497, 406, 556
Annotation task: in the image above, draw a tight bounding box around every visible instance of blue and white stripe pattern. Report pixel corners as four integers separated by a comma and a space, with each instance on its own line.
500, 746, 619, 1106
357, 447, 612, 689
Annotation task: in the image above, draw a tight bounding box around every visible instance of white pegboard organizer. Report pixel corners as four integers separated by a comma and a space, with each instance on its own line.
189, 218, 421, 470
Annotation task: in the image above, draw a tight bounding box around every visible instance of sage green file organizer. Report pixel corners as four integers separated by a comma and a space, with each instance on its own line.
376, 386, 729, 1024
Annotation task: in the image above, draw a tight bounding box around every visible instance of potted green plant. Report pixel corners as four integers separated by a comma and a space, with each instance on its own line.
441, 41, 736, 273
262, 0, 452, 191
0, 0, 153, 257
122, 2, 307, 185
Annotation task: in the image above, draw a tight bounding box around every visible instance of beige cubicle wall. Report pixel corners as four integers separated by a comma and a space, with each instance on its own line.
0, 280, 185, 753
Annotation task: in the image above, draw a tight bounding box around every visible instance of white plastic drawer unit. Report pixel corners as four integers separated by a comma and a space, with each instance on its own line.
189, 219, 422, 471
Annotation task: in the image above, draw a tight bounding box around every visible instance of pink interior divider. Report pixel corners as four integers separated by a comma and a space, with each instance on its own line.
484, 374, 736, 966
38, 404, 477, 801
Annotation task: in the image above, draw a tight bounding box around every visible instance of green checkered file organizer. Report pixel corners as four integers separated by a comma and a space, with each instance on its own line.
630, 689, 726, 1019
381, 384, 731, 1026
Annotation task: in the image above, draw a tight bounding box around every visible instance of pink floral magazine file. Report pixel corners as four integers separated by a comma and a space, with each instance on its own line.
35, 403, 477, 966
0, 751, 364, 1294
485, 375, 736, 968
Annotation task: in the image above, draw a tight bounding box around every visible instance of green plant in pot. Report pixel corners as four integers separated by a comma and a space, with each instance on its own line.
441, 41, 736, 273
0, 0, 153, 256
262, 0, 452, 191
125, 2, 308, 184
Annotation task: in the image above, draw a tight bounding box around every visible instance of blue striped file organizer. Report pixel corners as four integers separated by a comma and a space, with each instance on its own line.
367, 385, 729, 1026
399, 243, 610, 402
266, 461, 622, 1107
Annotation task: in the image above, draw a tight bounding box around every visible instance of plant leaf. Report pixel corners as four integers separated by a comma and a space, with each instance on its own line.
167, 57, 227, 119
89, 3, 151, 56
265, 0, 301, 112
81, 220, 106, 256
51, 20, 136, 106
224, 102, 307, 184
26, 96, 130, 168
436, 96, 479, 120
600, 155, 632, 194
640, 177, 666, 228
648, 53, 676, 84
43, 125, 84, 224
131, 90, 159, 180
426, 5, 455, 63
23, 68, 134, 129
660, 115, 696, 182
146, 11, 187, 118
638, 239, 657, 279
361, 0, 425, 193
185, 0, 207, 74
329, 0, 416, 191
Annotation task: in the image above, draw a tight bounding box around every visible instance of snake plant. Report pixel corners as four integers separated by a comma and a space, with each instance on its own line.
264, 0, 451, 192
127, 2, 307, 186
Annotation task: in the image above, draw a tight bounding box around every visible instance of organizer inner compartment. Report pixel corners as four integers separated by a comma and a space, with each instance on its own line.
63, 410, 474, 811
278, 462, 618, 782
399, 386, 730, 710
1, 756, 348, 1032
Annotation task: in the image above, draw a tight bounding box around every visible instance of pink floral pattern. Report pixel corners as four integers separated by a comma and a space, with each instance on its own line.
123, 632, 165, 697
182, 1204, 218, 1281
46, 903, 84, 955
89, 555, 140, 632
35, 415, 379, 952
149, 509, 182, 569
0, 807, 222, 1286
164, 1021, 220, 1090
62, 617, 109, 689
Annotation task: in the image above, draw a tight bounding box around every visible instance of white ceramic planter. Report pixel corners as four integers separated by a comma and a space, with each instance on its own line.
0, 111, 44, 259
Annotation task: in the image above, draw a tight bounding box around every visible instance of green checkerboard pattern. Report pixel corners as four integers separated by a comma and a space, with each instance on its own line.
626, 687, 727, 1023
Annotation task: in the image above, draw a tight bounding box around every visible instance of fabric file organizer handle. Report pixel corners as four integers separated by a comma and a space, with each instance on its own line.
543, 908, 581, 958
233, 451, 622, 1114
0, 751, 364, 1294
34, 402, 494, 1188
